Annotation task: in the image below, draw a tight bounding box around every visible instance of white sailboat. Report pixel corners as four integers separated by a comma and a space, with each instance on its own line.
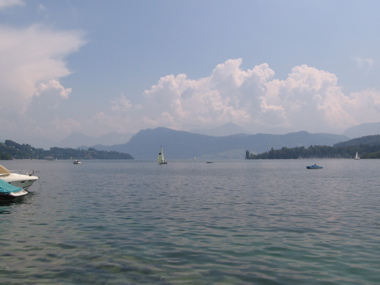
354, 152, 360, 160
157, 146, 168, 164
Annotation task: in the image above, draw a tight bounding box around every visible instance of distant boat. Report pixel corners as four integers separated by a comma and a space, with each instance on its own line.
73, 160, 81, 164
354, 152, 360, 160
157, 146, 168, 164
306, 164, 323, 169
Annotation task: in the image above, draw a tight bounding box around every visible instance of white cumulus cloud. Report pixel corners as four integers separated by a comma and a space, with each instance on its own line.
0, 24, 86, 144
0, 0, 24, 10
0, 25, 85, 112
352, 57, 374, 74
101, 59, 379, 135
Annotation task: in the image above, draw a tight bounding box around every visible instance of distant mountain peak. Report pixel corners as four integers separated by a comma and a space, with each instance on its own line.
57, 132, 133, 148
96, 127, 349, 160
190, 122, 247, 136
343, 122, 380, 138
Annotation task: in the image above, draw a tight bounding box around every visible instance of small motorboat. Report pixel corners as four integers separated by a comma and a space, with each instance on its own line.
306, 164, 323, 169
0, 165, 39, 190
0, 179, 28, 200
73, 160, 81, 164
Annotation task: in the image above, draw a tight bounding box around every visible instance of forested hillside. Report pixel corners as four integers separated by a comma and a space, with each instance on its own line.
334, 135, 380, 147
246, 135, 380, 159
0, 140, 134, 160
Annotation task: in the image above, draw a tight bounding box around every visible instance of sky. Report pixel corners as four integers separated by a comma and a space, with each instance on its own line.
1, 0, 380, 148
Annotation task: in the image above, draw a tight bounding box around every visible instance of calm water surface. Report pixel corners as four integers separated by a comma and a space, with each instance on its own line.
0, 159, 379, 284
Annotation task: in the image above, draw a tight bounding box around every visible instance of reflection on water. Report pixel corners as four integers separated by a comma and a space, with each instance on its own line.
0, 207, 11, 214
0, 159, 379, 284
0, 195, 30, 213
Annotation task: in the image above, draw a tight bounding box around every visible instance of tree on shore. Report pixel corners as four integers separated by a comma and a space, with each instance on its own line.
0, 140, 134, 160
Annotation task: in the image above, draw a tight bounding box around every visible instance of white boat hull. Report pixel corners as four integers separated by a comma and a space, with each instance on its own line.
0, 165, 38, 190
2, 175, 38, 190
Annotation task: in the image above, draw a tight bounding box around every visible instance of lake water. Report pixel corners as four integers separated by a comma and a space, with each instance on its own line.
0, 159, 379, 284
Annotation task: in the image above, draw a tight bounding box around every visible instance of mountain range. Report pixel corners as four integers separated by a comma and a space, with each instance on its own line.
94, 128, 349, 160
57, 132, 134, 148
54, 121, 380, 160
334, 134, 380, 147
343, 122, 380, 138
59, 121, 380, 150
190, 122, 247, 136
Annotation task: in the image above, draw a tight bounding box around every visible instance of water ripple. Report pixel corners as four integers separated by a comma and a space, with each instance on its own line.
0, 160, 379, 284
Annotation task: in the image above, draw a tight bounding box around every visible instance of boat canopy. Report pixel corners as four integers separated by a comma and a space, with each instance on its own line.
0, 179, 23, 193
0, 165, 11, 176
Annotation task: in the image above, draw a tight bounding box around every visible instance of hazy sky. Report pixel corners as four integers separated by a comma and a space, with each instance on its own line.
1, 0, 380, 148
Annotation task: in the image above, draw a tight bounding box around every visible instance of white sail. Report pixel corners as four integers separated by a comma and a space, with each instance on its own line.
354, 152, 360, 160
158, 146, 167, 164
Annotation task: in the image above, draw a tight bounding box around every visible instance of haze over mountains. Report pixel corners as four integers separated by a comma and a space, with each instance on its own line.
93, 128, 348, 160
57, 122, 380, 160
343, 122, 380, 139
57, 132, 134, 149
190, 122, 247, 136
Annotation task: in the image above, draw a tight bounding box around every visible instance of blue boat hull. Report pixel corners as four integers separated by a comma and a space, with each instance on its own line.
306, 165, 323, 169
